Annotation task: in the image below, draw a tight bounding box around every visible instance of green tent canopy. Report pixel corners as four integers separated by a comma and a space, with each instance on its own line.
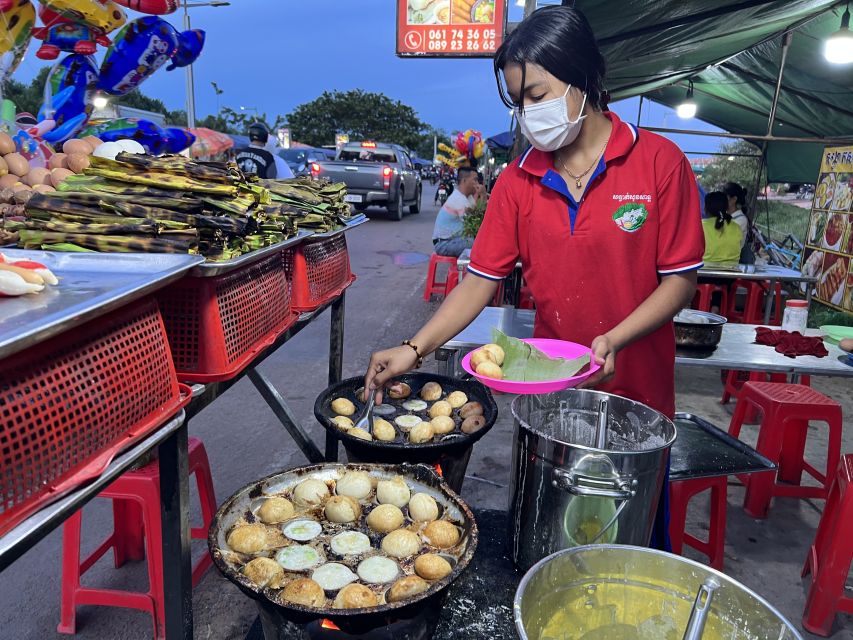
571, 0, 853, 182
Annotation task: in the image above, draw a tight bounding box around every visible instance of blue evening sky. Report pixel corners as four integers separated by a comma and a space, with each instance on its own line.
13, 0, 726, 156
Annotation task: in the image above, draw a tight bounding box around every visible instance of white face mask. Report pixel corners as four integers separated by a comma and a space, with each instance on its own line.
515, 85, 587, 152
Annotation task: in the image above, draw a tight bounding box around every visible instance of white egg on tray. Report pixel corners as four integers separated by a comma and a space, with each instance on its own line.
115, 139, 146, 154
92, 141, 123, 160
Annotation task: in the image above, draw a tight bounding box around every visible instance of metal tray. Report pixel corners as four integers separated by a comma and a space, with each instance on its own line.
305, 216, 368, 241
0, 249, 203, 360
189, 231, 311, 277
670, 413, 776, 481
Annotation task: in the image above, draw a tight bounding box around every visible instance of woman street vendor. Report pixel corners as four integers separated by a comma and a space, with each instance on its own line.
364, 6, 705, 549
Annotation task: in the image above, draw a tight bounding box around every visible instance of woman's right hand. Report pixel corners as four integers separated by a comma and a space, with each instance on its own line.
364, 345, 420, 404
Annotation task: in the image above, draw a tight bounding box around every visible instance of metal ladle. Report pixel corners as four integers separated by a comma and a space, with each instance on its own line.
682, 577, 721, 640
595, 398, 609, 449
352, 395, 374, 435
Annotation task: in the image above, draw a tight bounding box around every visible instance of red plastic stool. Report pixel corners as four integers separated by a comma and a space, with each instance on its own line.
728, 280, 782, 325
720, 371, 811, 426
423, 254, 458, 301
59, 437, 216, 639
692, 283, 728, 313
802, 455, 853, 636
728, 382, 842, 519
669, 476, 728, 569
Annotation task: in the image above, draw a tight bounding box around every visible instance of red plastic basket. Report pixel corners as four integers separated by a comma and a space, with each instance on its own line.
157, 252, 298, 383
286, 234, 356, 312
0, 297, 189, 537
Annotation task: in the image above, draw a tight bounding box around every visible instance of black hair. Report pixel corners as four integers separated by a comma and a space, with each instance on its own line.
723, 181, 748, 217
705, 191, 731, 230
248, 122, 269, 144
457, 166, 477, 184
494, 5, 606, 112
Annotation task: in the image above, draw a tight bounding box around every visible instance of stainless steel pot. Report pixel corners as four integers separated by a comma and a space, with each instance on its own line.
514, 545, 804, 640
509, 390, 675, 571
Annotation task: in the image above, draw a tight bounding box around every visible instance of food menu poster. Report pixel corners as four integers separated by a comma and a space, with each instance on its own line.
397, 0, 506, 57
802, 145, 853, 312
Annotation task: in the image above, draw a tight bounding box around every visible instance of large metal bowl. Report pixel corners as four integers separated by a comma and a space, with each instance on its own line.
208, 462, 478, 631
514, 545, 803, 640
674, 309, 727, 349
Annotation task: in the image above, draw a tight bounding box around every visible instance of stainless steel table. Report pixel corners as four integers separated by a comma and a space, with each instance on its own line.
454, 252, 817, 324
434, 307, 853, 379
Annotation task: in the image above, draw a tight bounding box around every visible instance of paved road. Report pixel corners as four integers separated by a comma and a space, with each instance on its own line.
2, 182, 851, 639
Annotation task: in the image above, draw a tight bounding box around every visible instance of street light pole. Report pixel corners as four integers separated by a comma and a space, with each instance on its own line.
183, 0, 196, 129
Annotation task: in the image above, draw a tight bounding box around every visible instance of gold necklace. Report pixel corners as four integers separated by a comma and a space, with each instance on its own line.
559, 137, 609, 189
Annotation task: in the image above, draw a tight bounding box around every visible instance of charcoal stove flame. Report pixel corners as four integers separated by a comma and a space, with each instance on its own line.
320, 619, 341, 631
433, 463, 443, 477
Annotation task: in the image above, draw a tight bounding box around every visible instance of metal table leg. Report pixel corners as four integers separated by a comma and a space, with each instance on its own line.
159, 422, 192, 640
326, 292, 346, 462
247, 369, 324, 463
763, 278, 777, 324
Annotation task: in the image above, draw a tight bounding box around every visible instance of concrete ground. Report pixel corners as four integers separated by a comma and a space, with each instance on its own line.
1, 183, 851, 639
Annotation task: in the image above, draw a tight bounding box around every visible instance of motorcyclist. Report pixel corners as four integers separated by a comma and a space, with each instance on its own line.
235, 123, 294, 179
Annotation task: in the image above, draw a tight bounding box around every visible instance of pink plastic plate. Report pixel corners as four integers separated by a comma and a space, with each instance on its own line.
461, 338, 599, 395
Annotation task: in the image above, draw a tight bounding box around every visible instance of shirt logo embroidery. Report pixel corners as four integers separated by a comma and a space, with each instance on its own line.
612, 203, 649, 233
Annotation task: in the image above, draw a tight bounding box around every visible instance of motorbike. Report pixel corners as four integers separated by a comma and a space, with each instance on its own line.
435, 179, 453, 205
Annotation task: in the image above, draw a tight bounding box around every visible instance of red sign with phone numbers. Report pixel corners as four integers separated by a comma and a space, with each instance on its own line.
396, 0, 507, 58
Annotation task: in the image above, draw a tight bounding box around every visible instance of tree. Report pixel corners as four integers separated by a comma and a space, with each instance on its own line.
698, 140, 766, 194
5, 66, 51, 116
413, 126, 448, 160
287, 90, 428, 149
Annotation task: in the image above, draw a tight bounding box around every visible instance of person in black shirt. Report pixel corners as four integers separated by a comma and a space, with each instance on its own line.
235, 123, 294, 179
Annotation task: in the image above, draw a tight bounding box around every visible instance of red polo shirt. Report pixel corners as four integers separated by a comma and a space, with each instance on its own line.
469, 112, 704, 417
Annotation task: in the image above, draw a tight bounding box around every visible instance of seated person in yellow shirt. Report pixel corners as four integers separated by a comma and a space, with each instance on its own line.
702, 191, 743, 266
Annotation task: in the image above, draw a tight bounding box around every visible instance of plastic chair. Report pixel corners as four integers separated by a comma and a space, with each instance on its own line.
692, 283, 728, 313
58, 437, 216, 639
727, 279, 782, 325
669, 476, 728, 569
721, 371, 811, 426
802, 455, 853, 636
727, 382, 842, 519
423, 254, 459, 301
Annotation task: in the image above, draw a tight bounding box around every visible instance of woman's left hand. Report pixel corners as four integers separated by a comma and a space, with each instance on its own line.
579, 335, 617, 388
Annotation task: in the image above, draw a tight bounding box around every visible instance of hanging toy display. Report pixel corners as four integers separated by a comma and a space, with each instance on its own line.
38, 52, 99, 144
31, 6, 113, 59
166, 27, 203, 70
97, 15, 178, 95
38, 0, 126, 34
111, 0, 178, 15
160, 125, 194, 153
0, 0, 35, 79
454, 129, 485, 163
80, 116, 167, 154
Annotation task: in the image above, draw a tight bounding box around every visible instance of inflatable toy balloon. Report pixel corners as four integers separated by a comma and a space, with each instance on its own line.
160, 126, 194, 153
98, 16, 178, 96
40, 0, 126, 33
38, 53, 99, 144
13, 112, 53, 166
80, 117, 166, 154
0, 0, 35, 80
32, 6, 113, 59
112, 0, 178, 15
166, 28, 203, 70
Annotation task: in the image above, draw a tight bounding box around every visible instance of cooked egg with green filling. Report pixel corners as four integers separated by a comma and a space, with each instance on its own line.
395, 415, 423, 431
275, 544, 323, 571
402, 399, 428, 412
312, 563, 358, 591
330, 530, 371, 556
282, 519, 323, 542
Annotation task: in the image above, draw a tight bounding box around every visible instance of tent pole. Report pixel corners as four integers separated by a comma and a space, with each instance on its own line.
636, 95, 643, 125
750, 31, 792, 219
640, 127, 851, 145
509, 0, 538, 161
